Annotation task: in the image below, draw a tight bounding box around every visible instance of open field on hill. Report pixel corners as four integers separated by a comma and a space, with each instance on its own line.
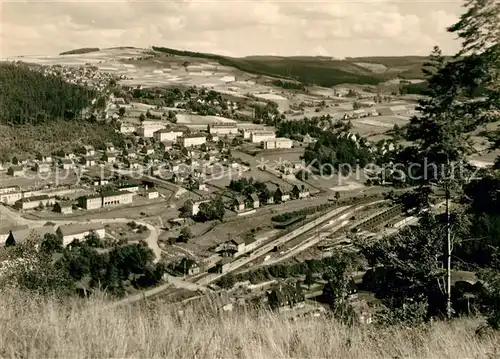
12, 46, 427, 90
1, 290, 498, 359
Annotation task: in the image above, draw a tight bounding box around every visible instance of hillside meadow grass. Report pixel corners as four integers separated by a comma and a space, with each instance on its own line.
0, 289, 499, 359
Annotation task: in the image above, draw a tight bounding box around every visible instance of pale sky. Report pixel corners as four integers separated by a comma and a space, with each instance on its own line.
1, 0, 466, 58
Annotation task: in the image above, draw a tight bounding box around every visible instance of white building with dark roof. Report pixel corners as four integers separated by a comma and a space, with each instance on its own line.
56, 223, 106, 245
59, 158, 75, 170
14, 195, 56, 210
7, 166, 24, 177
34, 162, 51, 173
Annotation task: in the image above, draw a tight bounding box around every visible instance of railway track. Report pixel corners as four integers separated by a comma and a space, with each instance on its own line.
196, 199, 388, 284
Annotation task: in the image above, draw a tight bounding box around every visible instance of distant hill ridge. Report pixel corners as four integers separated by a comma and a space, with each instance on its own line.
151, 46, 428, 87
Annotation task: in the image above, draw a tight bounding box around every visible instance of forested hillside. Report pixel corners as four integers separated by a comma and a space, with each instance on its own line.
0, 63, 96, 125
0, 63, 121, 161
59, 47, 100, 55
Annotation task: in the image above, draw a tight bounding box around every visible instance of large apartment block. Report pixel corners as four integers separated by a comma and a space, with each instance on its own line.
78, 191, 133, 210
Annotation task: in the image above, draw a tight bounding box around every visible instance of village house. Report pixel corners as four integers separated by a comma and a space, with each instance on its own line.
145, 188, 159, 199
56, 223, 106, 246
302, 134, 317, 145
249, 193, 260, 208
123, 148, 137, 159
143, 155, 154, 165
82, 145, 95, 156
148, 166, 159, 177
207, 134, 219, 143
153, 129, 183, 142
105, 142, 115, 152
59, 158, 75, 170
89, 175, 111, 186
7, 166, 24, 177
233, 196, 246, 212
124, 158, 140, 169
35, 152, 53, 163
177, 258, 200, 275
169, 161, 181, 172
196, 181, 207, 191
14, 195, 56, 210
171, 173, 186, 184
141, 146, 155, 155
102, 152, 117, 164
11, 156, 28, 165
292, 185, 310, 199
274, 187, 291, 203
34, 162, 51, 173
83, 156, 99, 167
160, 141, 174, 152
278, 163, 293, 175
54, 201, 73, 214
185, 199, 211, 217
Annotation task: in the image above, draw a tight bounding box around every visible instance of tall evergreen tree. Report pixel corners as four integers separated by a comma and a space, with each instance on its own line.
5, 231, 16, 247
391, 0, 500, 319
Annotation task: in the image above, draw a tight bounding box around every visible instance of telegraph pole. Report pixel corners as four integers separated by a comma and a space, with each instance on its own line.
445, 176, 452, 319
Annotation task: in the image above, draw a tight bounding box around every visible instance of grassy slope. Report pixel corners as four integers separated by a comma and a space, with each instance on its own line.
152, 46, 427, 86
2, 290, 498, 358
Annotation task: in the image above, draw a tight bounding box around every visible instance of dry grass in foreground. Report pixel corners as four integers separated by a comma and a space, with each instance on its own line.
0, 290, 499, 359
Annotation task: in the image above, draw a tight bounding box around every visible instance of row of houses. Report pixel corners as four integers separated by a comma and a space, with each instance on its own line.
123, 120, 286, 150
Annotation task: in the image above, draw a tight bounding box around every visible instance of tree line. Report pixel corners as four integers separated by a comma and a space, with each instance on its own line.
2, 232, 164, 297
